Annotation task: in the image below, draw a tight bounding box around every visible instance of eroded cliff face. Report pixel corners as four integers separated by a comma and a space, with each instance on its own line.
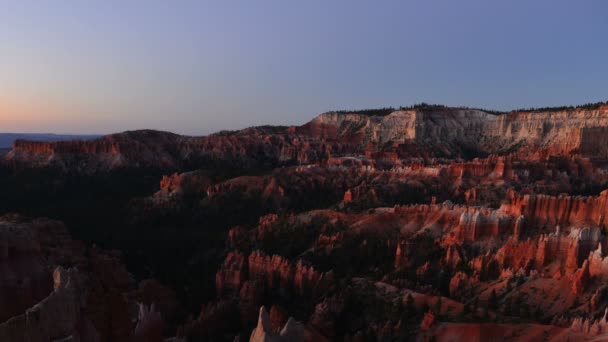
299, 105, 608, 157
484, 106, 608, 154
296, 109, 492, 157
500, 189, 608, 227
296, 110, 419, 144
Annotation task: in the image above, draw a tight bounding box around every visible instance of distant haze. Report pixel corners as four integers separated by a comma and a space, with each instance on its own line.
0, 133, 100, 149
1, 0, 607, 135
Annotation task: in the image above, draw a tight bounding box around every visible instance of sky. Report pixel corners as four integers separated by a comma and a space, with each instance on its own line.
1, 0, 607, 135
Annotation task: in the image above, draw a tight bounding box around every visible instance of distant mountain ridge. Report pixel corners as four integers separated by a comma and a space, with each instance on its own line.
0, 133, 100, 149
5, 101, 608, 172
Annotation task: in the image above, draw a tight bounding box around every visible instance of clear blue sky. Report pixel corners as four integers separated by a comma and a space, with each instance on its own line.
1, 0, 607, 135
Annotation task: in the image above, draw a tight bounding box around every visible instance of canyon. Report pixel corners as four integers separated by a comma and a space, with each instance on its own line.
3, 102, 608, 341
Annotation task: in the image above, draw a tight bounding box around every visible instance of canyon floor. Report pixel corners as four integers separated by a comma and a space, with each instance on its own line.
3, 103, 608, 341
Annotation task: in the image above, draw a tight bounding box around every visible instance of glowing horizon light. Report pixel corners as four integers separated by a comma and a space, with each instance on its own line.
1, 0, 607, 135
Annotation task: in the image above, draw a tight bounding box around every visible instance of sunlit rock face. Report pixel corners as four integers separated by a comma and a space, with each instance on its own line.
499, 190, 608, 227
485, 106, 608, 152
298, 105, 608, 157
249, 306, 304, 342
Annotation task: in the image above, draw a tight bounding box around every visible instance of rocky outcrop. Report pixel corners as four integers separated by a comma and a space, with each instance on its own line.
449, 272, 477, 298
134, 303, 163, 342
0, 215, 172, 341
571, 260, 591, 296
0, 266, 100, 342
156, 170, 211, 201
297, 108, 490, 156
420, 311, 436, 330
492, 225, 604, 276
485, 106, 608, 155
297, 105, 608, 157
249, 306, 304, 342
456, 210, 511, 241
570, 308, 608, 335
500, 189, 608, 227
247, 251, 332, 299
0, 216, 85, 322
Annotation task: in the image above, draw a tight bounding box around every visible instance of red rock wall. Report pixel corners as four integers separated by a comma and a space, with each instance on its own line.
500, 190, 608, 227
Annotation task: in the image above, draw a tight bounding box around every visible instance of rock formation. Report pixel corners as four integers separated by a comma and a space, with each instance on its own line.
0, 215, 174, 342
249, 306, 304, 342
5, 103, 608, 341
